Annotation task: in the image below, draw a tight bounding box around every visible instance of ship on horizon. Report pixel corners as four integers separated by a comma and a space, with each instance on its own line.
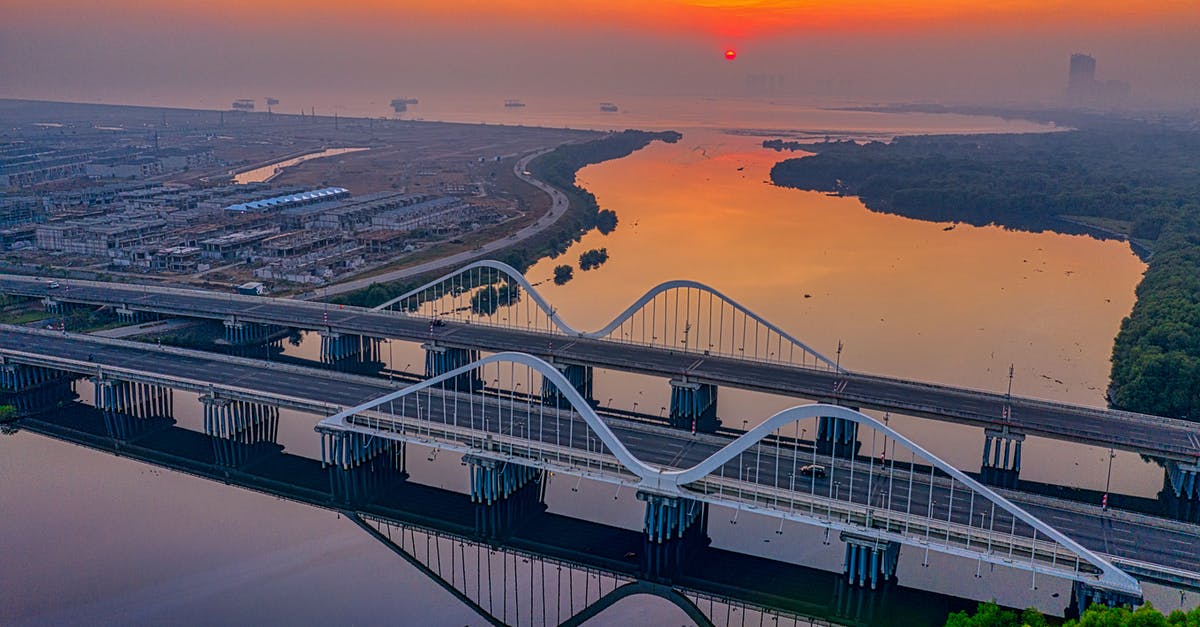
391, 97, 419, 113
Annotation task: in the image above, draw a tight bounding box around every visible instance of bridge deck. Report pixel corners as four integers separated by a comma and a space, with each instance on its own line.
2, 326, 1197, 589
3, 275, 1197, 462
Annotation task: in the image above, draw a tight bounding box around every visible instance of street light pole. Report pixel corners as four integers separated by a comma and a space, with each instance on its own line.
1103, 448, 1115, 510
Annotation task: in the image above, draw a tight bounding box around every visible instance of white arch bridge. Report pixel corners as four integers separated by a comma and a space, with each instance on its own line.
372, 259, 842, 371
317, 352, 1142, 602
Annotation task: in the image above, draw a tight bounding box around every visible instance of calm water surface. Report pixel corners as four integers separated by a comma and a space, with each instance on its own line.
233, 147, 369, 184
3, 105, 1173, 624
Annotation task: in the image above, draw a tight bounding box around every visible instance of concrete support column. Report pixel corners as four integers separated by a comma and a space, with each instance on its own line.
817, 414, 861, 457
465, 455, 541, 505
321, 331, 370, 362
637, 492, 707, 543
1070, 581, 1142, 617
423, 343, 482, 391
1, 364, 64, 392
841, 533, 900, 590
1167, 461, 1200, 501
319, 428, 400, 471
1, 377, 75, 416
225, 319, 272, 346
668, 379, 719, 433
540, 363, 594, 408
981, 428, 1025, 489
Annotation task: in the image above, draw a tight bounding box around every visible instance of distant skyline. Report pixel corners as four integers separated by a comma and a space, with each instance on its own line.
2, 0, 1198, 110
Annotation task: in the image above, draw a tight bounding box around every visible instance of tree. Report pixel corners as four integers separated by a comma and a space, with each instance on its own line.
944, 602, 1047, 627
946, 601, 1200, 627
553, 265, 574, 285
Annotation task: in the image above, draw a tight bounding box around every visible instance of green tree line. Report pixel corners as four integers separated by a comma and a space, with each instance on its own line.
769, 118, 1200, 420
946, 601, 1200, 626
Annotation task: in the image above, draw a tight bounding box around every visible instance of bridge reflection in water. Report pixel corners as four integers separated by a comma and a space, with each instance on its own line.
12, 397, 979, 626
317, 352, 1144, 606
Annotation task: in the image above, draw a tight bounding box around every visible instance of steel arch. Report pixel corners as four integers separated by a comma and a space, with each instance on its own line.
370, 259, 842, 371
319, 351, 1141, 597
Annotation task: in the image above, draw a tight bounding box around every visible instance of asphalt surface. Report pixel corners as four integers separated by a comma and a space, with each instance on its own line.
2, 326, 1196, 584
4, 274, 1199, 462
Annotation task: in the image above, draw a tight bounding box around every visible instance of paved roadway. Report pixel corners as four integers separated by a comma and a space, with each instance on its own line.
318, 148, 569, 297
4, 274, 1199, 462
2, 326, 1196, 587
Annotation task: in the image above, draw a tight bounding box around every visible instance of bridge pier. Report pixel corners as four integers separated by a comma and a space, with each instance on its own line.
1, 362, 68, 392
92, 379, 172, 419
637, 492, 707, 543
423, 343, 482, 391
224, 320, 277, 346
466, 455, 542, 506
0, 377, 76, 416
319, 429, 402, 471
319, 428, 407, 502
816, 415, 861, 457
541, 363, 594, 408
668, 379, 719, 433
1167, 460, 1200, 501
980, 428, 1024, 489
471, 464, 546, 540
115, 307, 158, 325
92, 379, 174, 440
638, 493, 709, 580
840, 533, 900, 590
319, 331, 377, 363
42, 297, 72, 315
202, 395, 281, 467
1069, 581, 1142, 616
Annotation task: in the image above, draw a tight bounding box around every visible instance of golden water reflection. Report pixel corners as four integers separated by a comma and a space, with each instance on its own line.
524, 129, 1151, 494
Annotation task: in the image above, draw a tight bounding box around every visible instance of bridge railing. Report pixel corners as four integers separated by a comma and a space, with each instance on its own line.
371, 260, 843, 371
317, 352, 1141, 598
326, 385, 1116, 590
689, 469, 1099, 579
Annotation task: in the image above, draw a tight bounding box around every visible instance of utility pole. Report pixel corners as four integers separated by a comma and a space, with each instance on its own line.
1103, 448, 1115, 510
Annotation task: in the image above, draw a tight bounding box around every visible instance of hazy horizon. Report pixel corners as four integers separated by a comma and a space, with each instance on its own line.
3, 0, 1198, 114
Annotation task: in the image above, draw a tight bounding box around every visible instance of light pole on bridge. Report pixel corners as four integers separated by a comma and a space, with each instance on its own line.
1103, 448, 1115, 511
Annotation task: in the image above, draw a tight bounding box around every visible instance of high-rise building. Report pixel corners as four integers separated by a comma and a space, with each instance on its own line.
1067, 53, 1097, 103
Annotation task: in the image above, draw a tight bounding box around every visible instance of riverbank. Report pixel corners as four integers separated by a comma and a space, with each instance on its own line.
330, 129, 681, 308
768, 116, 1200, 420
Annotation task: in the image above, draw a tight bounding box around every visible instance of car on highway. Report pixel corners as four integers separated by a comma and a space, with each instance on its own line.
798, 464, 827, 478
46, 281, 60, 289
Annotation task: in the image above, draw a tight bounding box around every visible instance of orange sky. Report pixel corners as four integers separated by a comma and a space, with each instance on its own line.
2, 0, 1197, 106
10, 0, 1197, 38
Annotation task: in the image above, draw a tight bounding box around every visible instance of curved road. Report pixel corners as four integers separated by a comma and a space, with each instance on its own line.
320, 148, 569, 297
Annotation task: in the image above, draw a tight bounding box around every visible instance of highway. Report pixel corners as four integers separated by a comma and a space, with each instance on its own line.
14, 408, 977, 626
2, 326, 1197, 590
4, 274, 1199, 462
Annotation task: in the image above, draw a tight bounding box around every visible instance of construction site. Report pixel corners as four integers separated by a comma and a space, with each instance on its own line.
0, 99, 598, 291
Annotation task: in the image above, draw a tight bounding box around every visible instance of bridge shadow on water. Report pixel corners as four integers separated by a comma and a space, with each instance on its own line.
11, 401, 983, 626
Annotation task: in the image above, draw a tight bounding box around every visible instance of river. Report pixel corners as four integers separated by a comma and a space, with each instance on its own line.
5, 103, 1184, 624
233, 147, 370, 185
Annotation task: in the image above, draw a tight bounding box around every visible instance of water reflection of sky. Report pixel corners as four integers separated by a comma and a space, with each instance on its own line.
0, 107, 1166, 624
